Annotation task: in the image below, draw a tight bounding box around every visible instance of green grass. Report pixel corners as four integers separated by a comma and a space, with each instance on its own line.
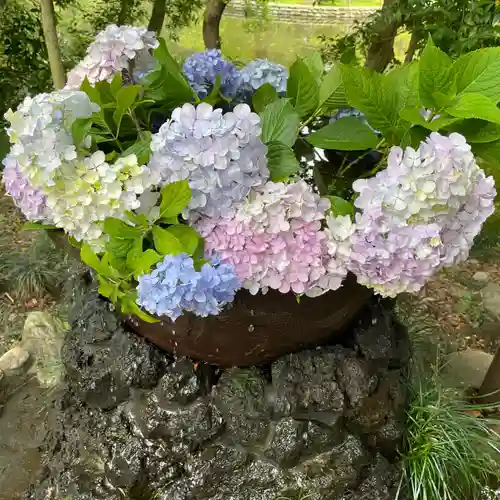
274, 0, 382, 6
173, 16, 349, 66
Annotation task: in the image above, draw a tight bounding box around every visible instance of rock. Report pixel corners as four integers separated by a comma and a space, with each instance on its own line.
443, 349, 493, 390
21, 312, 66, 388
154, 359, 204, 405
0, 345, 30, 375
482, 283, 500, 318
473, 271, 490, 282
0, 369, 4, 385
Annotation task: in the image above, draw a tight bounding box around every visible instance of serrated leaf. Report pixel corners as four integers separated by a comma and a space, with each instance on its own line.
129, 248, 162, 278
307, 117, 379, 151
120, 132, 153, 165
152, 226, 184, 255
121, 294, 159, 323
451, 120, 500, 143
110, 73, 122, 97
319, 65, 347, 111
71, 117, 92, 148
113, 85, 140, 129
327, 196, 354, 217
287, 59, 319, 118
303, 52, 324, 81
165, 225, 200, 255
453, 47, 500, 102
80, 244, 103, 272
103, 217, 144, 239
447, 93, 500, 124
260, 99, 300, 147
80, 77, 101, 105
472, 140, 500, 168
159, 180, 191, 219
419, 37, 455, 109
98, 276, 121, 302
399, 107, 460, 132
266, 141, 300, 181
252, 83, 279, 113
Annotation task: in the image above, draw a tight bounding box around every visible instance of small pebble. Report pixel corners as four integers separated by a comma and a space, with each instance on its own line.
0, 346, 30, 375
473, 271, 490, 282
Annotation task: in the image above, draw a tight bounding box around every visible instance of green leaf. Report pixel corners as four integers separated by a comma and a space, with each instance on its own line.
453, 47, 500, 102
327, 196, 354, 217
152, 226, 184, 255
472, 140, 500, 168
302, 52, 324, 81
287, 58, 319, 118
98, 276, 121, 302
419, 37, 454, 109
22, 222, 57, 230
71, 117, 92, 148
307, 117, 379, 150
319, 64, 347, 111
110, 73, 122, 97
113, 85, 140, 129
128, 248, 162, 278
103, 217, 144, 239
252, 83, 279, 114
126, 211, 150, 228
451, 120, 500, 143
165, 225, 200, 255
80, 77, 101, 105
80, 244, 103, 272
201, 74, 222, 106
121, 294, 159, 323
400, 126, 429, 149
447, 93, 500, 124
120, 132, 153, 165
68, 236, 82, 249
266, 141, 300, 181
260, 99, 300, 147
399, 107, 460, 132
159, 180, 191, 219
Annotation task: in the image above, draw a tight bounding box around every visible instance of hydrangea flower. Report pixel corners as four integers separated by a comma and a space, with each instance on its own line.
347, 132, 496, 297
196, 180, 351, 296
148, 102, 268, 219
3, 89, 158, 249
2, 157, 51, 222
66, 25, 158, 89
240, 59, 288, 93
182, 49, 242, 99
136, 253, 241, 321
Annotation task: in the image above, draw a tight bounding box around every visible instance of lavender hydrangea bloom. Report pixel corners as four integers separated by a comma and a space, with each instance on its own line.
240, 59, 288, 93
136, 253, 241, 321
182, 49, 242, 99
347, 132, 496, 297
2, 156, 51, 222
148, 102, 269, 219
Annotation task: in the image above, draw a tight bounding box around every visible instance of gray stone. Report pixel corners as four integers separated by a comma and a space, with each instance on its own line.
443, 349, 493, 390
265, 417, 304, 466
473, 271, 490, 282
337, 357, 377, 408
154, 358, 203, 405
0, 345, 30, 375
22, 312, 66, 388
482, 283, 500, 318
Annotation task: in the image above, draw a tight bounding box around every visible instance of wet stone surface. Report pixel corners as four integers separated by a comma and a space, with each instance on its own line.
22, 292, 409, 500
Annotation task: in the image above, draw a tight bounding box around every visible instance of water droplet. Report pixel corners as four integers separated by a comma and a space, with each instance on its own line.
248, 324, 255, 332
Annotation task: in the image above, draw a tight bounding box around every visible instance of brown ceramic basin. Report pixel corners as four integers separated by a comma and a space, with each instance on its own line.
126, 273, 372, 367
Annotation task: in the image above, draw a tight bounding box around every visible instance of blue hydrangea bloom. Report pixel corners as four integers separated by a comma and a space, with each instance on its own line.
136, 253, 241, 321
330, 108, 381, 135
182, 49, 242, 99
240, 59, 288, 93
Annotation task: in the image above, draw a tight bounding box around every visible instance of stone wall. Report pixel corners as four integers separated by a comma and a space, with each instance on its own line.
226, 1, 379, 25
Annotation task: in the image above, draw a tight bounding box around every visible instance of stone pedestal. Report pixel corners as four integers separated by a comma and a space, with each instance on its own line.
23, 290, 409, 500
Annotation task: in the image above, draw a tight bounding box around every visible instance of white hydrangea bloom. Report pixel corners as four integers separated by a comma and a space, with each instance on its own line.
66, 24, 158, 89
148, 102, 269, 219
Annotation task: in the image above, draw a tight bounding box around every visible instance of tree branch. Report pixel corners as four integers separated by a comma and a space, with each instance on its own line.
39, 0, 65, 89
148, 0, 167, 35
404, 27, 419, 64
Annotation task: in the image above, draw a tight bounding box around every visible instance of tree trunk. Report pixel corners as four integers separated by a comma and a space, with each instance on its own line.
479, 347, 500, 405
203, 0, 228, 49
404, 28, 419, 64
365, 0, 399, 73
118, 0, 133, 25
39, 0, 65, 89
148, 0, 167, 35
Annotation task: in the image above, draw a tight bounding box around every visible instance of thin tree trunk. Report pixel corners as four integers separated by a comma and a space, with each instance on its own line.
203, 0, 228, 49
148, 0, 167, 35
365, 0, 399, 73
40, 0, 65, 89
118, 0, 133, 25
479, 347, 500, 405
404, 28, 419, 64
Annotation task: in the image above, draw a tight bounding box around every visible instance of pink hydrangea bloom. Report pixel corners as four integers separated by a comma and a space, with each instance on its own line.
195, 180, 352, 296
